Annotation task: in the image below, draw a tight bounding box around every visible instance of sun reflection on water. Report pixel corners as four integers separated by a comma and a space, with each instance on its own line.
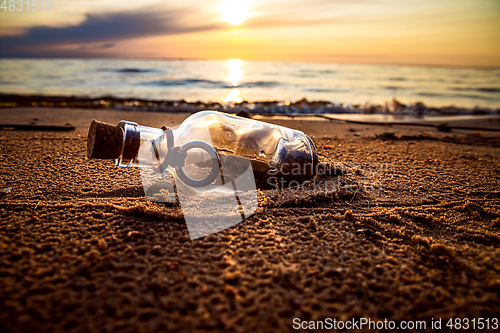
223, 58, 244, 103
223, 89, 243, 103
226, 58, 244, 86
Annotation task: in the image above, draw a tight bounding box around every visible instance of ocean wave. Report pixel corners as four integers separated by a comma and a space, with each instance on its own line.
289, 70, 319, 78
237, 81, 281, 88
98, 68, 157, 73
387, 77, 408, 81
307, 89, 334, 93
420, 91, 499, 101
143, 79, 225, 88
318, 70, 337, 75
452, 87, 500, 93
295, 69, 337, 76
418, 92, 444, 97
142, 79, 281, 89
0, 80, 21, 85
307, 88, 348, 93
1, 93, 498, 116
118, 68, 154, 73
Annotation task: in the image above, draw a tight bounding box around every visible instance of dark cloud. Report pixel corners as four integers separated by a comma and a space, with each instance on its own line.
0, 8, 224, 57
99, 43, 116, 49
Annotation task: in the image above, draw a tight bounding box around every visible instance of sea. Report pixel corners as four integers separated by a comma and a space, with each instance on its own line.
0, 58, 499, 111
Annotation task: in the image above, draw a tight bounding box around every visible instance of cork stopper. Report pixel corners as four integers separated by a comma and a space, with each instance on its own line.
87, 120, 124, 159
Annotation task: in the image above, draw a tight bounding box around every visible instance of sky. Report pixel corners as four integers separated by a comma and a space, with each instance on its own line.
0, 0, 498, 67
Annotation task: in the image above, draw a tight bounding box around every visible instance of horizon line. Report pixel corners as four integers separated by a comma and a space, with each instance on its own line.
0, 55, 499, 71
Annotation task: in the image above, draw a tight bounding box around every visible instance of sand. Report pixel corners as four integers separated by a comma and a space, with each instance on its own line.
1, 107, 499, 332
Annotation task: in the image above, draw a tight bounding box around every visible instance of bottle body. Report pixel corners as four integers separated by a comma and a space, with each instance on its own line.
116, 111, 318, 189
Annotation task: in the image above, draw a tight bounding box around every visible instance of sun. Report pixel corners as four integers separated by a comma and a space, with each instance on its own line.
220, 0, 250, 26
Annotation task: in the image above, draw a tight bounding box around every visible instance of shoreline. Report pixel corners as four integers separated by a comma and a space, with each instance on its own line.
1, 93, 499, 117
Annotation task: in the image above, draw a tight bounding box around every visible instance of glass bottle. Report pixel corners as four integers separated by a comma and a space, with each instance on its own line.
88, 110, 318, 190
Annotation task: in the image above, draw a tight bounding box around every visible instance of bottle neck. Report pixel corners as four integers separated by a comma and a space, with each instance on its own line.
114, 121, 139, 166
115, 121, 167, 167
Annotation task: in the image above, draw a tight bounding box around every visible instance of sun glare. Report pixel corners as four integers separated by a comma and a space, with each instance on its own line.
226, 58, 244, 86
223, 89, 243, 103
220, 0, 250, 25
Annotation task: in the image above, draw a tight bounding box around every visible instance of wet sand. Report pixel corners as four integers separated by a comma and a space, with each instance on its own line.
1, 107, 499, 332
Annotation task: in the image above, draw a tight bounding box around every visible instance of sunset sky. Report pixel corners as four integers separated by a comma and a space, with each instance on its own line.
0, 0, 498, 67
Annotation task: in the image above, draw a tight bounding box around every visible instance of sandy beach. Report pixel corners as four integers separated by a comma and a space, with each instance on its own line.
1, 107, 500, 332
